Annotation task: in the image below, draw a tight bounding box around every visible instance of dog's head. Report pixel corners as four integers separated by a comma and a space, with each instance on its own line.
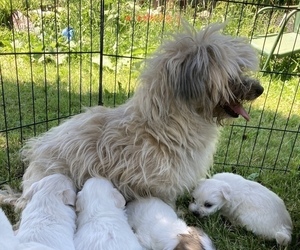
76, 177, 126, 212
22, 174, 76, 206
189, 179, 231, 217
141, 22, 263, 123
175, 227, 215, 250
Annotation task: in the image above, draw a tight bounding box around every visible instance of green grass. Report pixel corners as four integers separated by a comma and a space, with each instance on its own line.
214, 74, 300, 172
0, 1, 299, 249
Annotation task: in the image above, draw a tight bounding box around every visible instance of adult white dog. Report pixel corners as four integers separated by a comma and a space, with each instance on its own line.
127, 197, 215, 250
74, 177, 143, 250
17, 174, 77, 250
189, 172, 293, 246
14, 22, 263, 210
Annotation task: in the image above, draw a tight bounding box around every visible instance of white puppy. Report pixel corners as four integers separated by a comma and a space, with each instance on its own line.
17, 242, 56, 250
74, 177, 143, 250
189, 172, 293, 246
126, 197, 215, 250
17, 174, 77, 250
0, 208, 17, 249
0, 208, 55, 250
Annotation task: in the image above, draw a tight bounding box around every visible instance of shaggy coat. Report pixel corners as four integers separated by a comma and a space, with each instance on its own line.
18, 22, 263, 209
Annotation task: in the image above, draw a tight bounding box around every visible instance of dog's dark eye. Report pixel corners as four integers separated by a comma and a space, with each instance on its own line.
204, 202, 212, 208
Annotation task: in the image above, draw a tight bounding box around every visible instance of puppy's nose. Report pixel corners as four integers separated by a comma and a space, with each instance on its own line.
192, 210, 200, 217
256, 85, 264, 96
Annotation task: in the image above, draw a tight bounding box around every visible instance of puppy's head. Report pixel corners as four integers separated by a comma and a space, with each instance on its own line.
189, 179, 231, 217
141, 22, 263, 123
76, 177, 126, 212
22, 174, 76, 206
175, 227, 215, 250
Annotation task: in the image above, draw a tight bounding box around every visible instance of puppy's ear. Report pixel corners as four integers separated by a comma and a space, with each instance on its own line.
62, 189, 76, 206
75, 200, 82, 212
75, 191, 83, 212
220, 183, 232, 201
177, 233, 184, 240
112, 188, 126, 208
22, 182, 39, 201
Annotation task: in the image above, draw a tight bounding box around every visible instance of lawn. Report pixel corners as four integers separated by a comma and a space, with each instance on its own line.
0, 0, 299, 249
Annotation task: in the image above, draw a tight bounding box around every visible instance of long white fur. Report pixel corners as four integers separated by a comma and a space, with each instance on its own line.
0, 208, 17, 249
126, 197, 215, 250
16, 174, 76, 250
189, 172, 293, 246
0, 208, 54, 250
17, 242, 55, 250
16, 22, 261, 210
74, 177, 143, 250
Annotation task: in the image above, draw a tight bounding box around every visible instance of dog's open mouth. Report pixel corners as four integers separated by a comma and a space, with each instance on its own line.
223, 103, 250, 121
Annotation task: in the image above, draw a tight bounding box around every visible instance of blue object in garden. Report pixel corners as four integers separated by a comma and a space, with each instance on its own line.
62, 27, 74, 41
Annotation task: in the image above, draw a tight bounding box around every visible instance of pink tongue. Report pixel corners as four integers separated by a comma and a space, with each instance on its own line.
230, 104, 250, 121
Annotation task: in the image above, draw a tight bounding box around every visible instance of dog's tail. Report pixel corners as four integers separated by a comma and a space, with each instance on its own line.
0, 185, 22, 210
275, 228, 292, 246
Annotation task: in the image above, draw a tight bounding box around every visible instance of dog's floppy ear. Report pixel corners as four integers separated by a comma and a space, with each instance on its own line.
167, 51, 208, 103
62, 189, 76, 206
112, 188, 126, 208
220, 183, 231, 201
22, 182, 39, 201
75, 191, 83, 212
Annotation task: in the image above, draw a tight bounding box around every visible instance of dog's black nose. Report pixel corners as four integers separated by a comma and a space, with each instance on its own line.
192, 210, 200, 217
256, 85, 264, 96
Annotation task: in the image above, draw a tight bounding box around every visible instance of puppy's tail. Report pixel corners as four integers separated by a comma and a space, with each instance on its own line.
275, 228, 292, 246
